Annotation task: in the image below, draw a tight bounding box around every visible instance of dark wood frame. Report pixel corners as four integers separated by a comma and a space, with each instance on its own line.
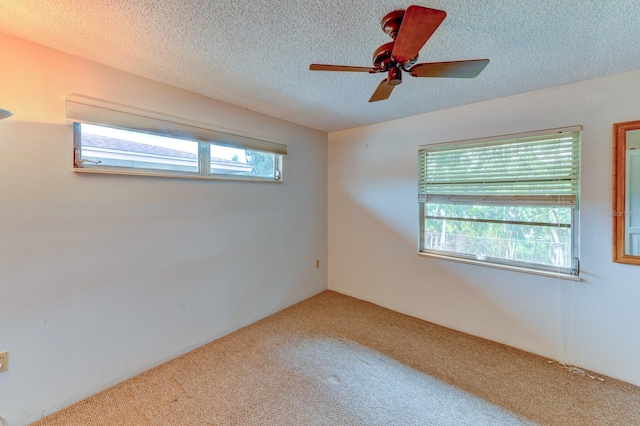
613, 120, 640, 264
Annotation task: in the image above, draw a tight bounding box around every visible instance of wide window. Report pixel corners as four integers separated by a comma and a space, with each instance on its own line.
67, 95, 285, 181
418, 127, 581, 277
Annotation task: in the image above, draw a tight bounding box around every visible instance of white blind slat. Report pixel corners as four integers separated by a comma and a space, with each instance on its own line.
425, 194, 576, 207
418, 128, 581, 204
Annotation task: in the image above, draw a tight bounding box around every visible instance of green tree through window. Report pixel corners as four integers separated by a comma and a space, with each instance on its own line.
246, 151, 275, 177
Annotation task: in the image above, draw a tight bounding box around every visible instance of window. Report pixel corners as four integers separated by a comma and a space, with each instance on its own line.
67, 95, 286, 181
418, 127, 581, 277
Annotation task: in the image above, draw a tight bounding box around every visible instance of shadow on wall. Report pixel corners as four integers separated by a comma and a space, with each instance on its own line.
331, 148, 568, 359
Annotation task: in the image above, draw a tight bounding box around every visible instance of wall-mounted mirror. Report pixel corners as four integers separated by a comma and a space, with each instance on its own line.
613, 120, 640, 264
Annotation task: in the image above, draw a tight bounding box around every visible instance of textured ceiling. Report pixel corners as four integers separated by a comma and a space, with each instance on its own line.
1, 1, 640, 132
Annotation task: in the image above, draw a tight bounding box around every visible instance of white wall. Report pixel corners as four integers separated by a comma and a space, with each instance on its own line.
328, 68, 640, 387
0, 33, 327, 425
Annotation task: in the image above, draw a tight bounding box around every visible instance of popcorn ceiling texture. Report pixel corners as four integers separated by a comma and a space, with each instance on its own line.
0, 0, 639, 132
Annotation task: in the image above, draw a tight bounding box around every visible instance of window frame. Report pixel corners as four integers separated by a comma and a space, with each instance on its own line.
68, 94, 286, 182
417, 127, 581, 280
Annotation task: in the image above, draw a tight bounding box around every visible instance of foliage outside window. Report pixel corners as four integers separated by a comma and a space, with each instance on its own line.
67, 94, 285, 181
418, 127, 581, 277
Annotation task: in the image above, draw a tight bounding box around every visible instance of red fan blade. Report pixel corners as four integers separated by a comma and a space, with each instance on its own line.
409, 59, 490, 78
369, 78, 395, 102
391, 6, 446, 64
310, 64, 377, 72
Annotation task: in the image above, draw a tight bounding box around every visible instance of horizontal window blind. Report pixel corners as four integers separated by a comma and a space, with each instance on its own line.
66, 94, 287, 155
418, 127, 581, 207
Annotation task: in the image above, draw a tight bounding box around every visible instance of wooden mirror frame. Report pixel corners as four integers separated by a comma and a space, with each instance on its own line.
613, 120, 640, 264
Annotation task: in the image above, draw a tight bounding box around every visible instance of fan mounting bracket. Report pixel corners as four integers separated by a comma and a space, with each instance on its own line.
380, 10, 405, 40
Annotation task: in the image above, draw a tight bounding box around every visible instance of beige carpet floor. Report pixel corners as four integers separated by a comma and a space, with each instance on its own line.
33, 291, 640, 425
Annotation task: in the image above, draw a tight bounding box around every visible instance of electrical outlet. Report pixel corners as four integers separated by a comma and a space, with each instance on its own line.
315, 259, 320, 268
0, 351, 8, 372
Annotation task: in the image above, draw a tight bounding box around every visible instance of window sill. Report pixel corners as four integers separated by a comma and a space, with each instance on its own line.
73, 167, 283, 183
417, 251, 581, 281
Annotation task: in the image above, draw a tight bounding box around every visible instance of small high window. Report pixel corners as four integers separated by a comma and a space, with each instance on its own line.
67, 95, 285, 181
418, 127, 581, 278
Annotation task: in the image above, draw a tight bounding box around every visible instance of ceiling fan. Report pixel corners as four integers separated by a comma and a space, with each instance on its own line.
309, 5, 489, 102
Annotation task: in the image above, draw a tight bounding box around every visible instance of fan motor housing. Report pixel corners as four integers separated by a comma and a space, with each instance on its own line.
373, 42, 418, 71
372, 42, 395, 70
